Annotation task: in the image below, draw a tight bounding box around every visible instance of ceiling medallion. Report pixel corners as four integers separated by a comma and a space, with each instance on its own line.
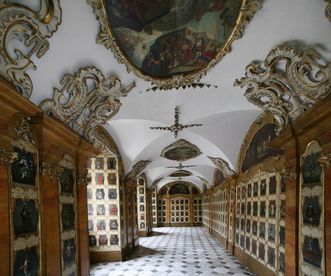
150, 106, 202, 138
88, 0, 263, 90
169, 170, 192, 177
161, 139, 202, 161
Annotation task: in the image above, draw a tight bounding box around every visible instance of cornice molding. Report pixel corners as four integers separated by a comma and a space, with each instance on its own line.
0, 1, 62, 98
235, 45, 331, 134
0, 148, 18, 167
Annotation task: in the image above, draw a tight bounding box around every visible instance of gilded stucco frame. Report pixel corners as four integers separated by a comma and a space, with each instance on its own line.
88, 0, 263, 90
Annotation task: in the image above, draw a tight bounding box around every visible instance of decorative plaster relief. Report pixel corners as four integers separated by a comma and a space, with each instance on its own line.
0, 1, 62, 98
235, 45, 331, 134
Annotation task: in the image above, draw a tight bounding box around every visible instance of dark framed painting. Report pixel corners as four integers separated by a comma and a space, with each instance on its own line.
268, 224, 275, 242
252, 221, 257, 236
108, 188, 117, 199
11, 147, 37, 187
107, 173, 116, 185
242, 124, 283, 172
97, 204, 106, 216
61, 204, 75, 231
302, 236, 322, 268
267, 247, 275, 268
89, 235, 97, 247
59, 168, 75, 195
96, 173, 104, 185
96, 189, 105, 200
13, 199, 39, 236
62, 238, 76, 268
258, 243, 265, 261
13, 246, 39, 276
303, 151, 322, 185
107, 157, 116, 170
303, 196, 321, 226
95, 158, 104, 170
98, 235, 108, 246
110, 234, 119, 245
269, 176, 277, 195
169, 183, 189, 195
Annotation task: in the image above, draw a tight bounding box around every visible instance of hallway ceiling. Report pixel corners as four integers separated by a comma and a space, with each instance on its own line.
20, 0, 331, 190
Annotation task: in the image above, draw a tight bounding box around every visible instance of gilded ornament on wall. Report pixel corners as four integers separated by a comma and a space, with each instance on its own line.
235, 45, 331, 134
40, 66, 136, 146
0, 1, 62, 98
88, 0, 263, 89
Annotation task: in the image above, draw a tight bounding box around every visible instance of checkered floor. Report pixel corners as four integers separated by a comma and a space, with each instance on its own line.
90, 227, 254, 276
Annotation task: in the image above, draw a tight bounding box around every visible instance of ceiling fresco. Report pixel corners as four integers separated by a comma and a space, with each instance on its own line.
89, 0, 263, 88
161, 139, 202, 161
169, 170, 193, 177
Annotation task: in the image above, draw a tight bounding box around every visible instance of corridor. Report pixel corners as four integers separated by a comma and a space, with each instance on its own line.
90, 227, 254, 276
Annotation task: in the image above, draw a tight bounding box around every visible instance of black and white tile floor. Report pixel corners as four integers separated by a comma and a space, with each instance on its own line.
90, 227, 254, 276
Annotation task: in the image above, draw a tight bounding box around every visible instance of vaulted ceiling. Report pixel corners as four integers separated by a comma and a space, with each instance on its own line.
6, 0, 331, 191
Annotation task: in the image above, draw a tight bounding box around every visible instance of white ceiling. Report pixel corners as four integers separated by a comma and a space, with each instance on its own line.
25, 0, 331, 189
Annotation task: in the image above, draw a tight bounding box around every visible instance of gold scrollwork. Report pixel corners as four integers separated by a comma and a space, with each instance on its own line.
77, 173, 92, 186
0, 1, 62, 98
40, 66, 135, 146
325, 0, 331, 21
235, 45, 331, 134
318, 153, 331, 167
0, 148, 18, 166
39, 161, 56, 178
88, 0, 263, 90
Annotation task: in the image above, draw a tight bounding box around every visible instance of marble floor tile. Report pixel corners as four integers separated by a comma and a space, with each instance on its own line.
90, 227, 254, 276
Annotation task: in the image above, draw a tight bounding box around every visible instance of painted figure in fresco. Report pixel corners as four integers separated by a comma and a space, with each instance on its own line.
140, 205, 145, 212
97, 205, 105, 216
21, 202, 32, 232
269, 201, 276, 218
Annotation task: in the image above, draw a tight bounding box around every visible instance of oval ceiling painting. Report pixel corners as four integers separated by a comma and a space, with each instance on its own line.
90, 0, 262, 89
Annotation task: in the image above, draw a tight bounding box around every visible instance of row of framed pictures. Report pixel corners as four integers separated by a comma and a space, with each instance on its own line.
170, 197, 190, 223
87, 155, 123, 251
58, 155, 78, 276
152, 188, 158, 226
157, 198, 167, 223
212, 189, 227, 237
235, 172, 286, 275
10, 141, 42, 276
299, 141, 325, 275
193, 198, 203, 223
202, 196, 210, 228
137, 178, 147, 230
87, 156, 117, 171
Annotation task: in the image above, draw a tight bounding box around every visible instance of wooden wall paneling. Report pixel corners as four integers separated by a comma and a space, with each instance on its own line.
77, 141, 99, 275
0, 158, 12, 276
